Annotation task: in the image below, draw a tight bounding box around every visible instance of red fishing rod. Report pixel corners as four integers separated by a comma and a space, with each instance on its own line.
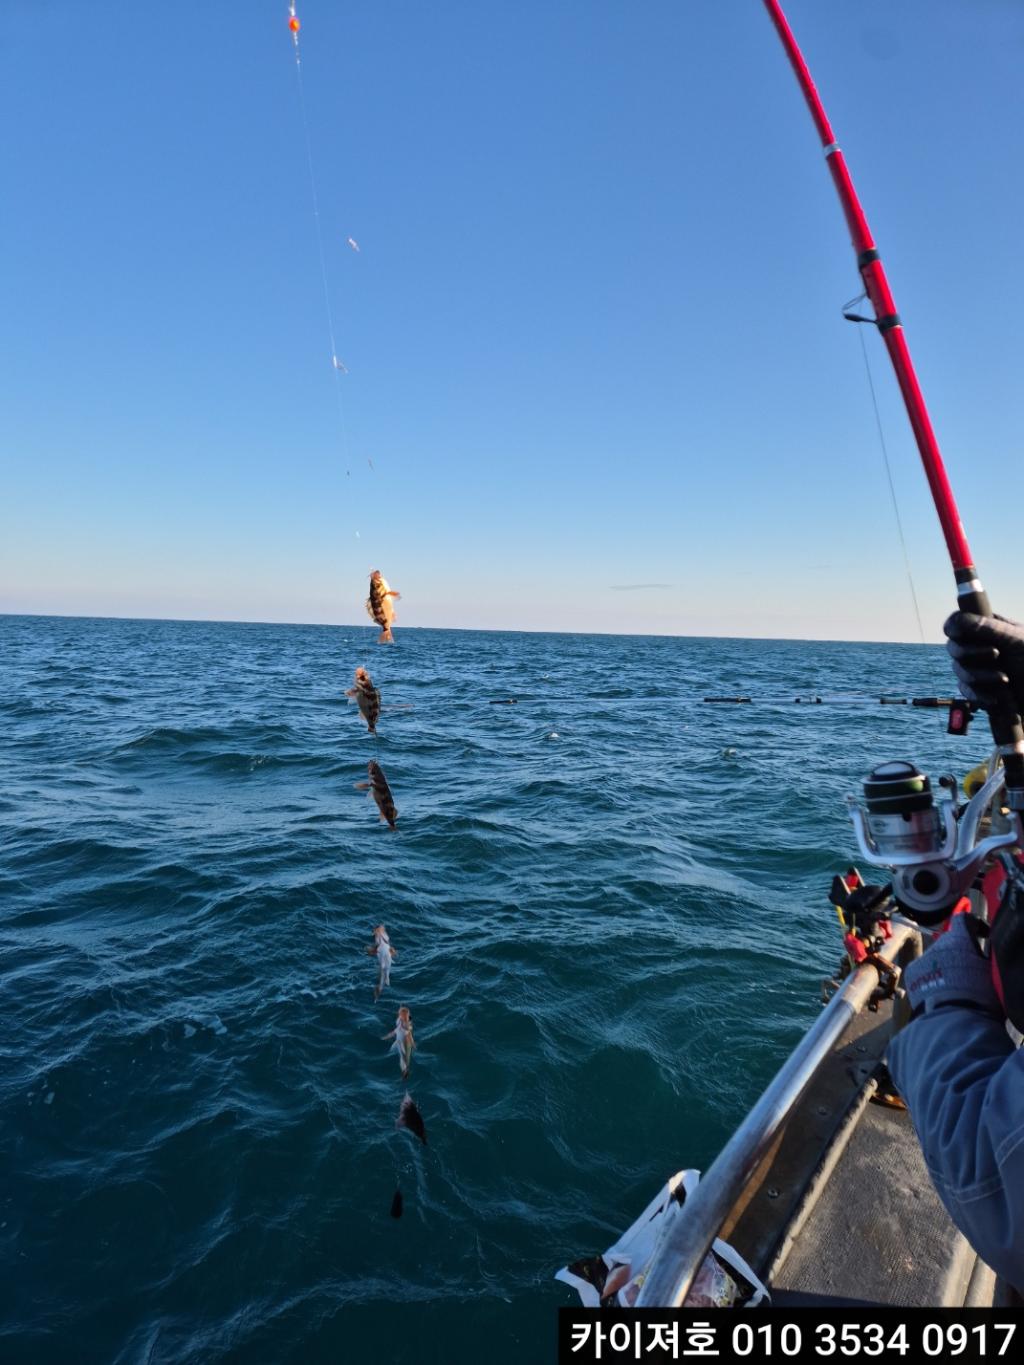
762, 0, 1024, 810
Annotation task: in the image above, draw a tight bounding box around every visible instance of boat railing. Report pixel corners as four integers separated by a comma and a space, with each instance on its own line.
634, 923, 918, 1307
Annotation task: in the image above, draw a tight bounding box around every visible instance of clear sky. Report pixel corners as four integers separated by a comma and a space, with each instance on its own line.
2, 1, 1022, 640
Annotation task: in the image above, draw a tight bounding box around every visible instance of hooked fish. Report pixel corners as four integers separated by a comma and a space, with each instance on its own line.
366, 570, 400, 643
356, 760, 398, 828
346, 667, 381, 734
383, 1006, 415, 1080
390, 1188, 403, 1218
396, 1092, 427, 1145
365, 923, 396, 1000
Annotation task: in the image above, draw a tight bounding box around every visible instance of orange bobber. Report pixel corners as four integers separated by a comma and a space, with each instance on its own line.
289, 16, 300, 33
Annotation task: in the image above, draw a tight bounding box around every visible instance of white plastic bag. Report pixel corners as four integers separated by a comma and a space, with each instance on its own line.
556, 1169, 769, 1309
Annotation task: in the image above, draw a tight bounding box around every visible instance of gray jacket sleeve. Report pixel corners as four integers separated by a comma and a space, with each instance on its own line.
889, 1005, 1024, 1292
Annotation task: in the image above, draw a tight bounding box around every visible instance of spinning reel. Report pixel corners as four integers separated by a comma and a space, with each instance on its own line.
847, 758, 1023, 926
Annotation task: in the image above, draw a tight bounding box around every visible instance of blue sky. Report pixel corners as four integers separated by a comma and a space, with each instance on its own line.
2, 1, 1022, 640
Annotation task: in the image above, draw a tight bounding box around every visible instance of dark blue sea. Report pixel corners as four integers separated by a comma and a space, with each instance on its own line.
0, 615, 979, 1362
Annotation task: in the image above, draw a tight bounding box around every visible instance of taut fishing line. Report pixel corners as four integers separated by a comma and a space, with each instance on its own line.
287, 4, 358, 490
854, 321, 928, 649
287, 4, 387, 655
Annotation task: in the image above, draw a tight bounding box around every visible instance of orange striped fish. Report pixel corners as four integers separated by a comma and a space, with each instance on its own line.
356, 759, 398, 828
346, 667, 381, 734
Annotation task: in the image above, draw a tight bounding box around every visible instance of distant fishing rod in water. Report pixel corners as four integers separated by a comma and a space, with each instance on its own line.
703, 695, 960, 709
481, 693, 965, 711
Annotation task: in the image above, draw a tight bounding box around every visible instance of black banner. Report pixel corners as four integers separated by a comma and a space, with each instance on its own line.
558, 1309, 1021, 1364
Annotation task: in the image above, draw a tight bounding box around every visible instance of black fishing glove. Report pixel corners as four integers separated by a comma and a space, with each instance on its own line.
944, 611, 1024, 713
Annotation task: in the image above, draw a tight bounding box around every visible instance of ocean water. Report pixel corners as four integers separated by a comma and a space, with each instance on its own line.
0, 615, 981, 1363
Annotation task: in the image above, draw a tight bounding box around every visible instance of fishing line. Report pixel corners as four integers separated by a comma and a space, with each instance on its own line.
854, 322, 928, 648
288, 7, 385, 641
288, 11, 353, 480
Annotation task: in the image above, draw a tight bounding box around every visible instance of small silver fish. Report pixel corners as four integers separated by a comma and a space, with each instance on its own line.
365, 924, 396, 1001
383, 1006, 415, 1080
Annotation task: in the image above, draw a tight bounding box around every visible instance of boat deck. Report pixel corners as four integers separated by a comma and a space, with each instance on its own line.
720, 984, 993, 1307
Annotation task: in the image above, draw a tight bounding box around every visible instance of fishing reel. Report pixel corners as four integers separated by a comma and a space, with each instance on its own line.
847, 759, 1022, 925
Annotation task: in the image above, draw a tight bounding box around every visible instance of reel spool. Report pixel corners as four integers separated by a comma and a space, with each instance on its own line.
858, 761, 956, 864
850, 760, 958, 923
849, 758, 1020, 926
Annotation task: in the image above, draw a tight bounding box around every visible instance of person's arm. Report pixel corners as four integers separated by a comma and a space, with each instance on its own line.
888, 915, 1024, 1290
889, 1007, 1023, 1288
888, 609, 1024, 1291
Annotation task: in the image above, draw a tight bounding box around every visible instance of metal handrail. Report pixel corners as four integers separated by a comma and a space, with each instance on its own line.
634, 924, 914, 1306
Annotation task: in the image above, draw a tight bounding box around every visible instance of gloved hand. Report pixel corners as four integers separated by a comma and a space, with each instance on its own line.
944, 611, 1024, 712
902, 914, 1001, 1018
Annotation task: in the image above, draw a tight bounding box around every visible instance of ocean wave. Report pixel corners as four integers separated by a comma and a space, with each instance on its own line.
1, 617, 955, 1360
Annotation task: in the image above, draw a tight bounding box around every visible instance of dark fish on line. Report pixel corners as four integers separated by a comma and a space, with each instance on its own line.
355, 759, 398, 827
397, 1092, 427, 1145
346, 666, 381, 733
390, 1188, 403, 1219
